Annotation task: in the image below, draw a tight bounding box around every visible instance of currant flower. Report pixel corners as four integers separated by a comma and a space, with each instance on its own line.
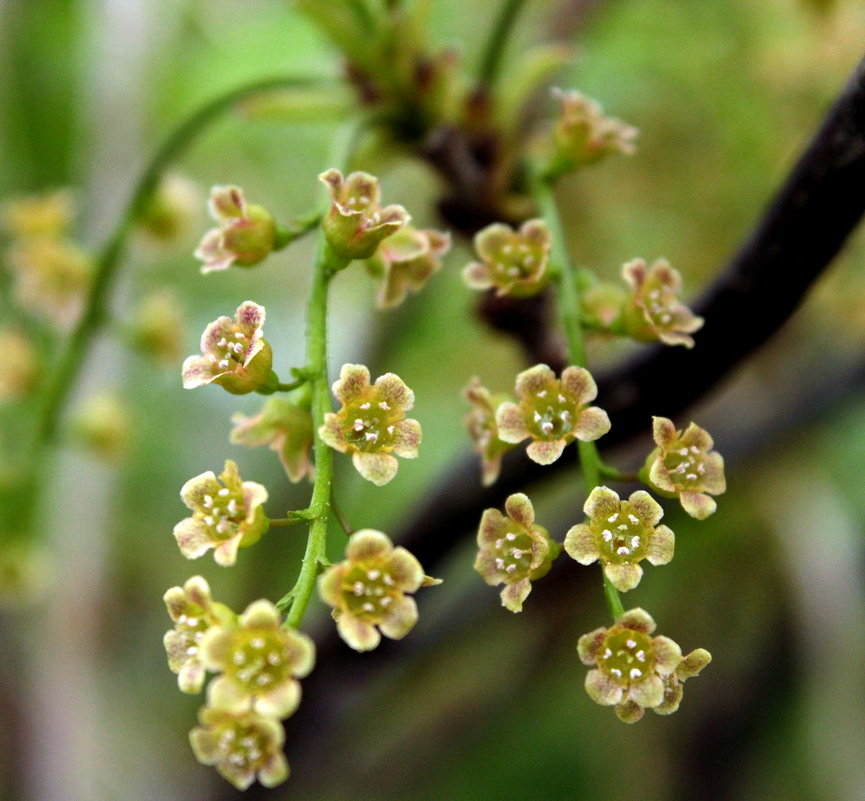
163, 576, 235, 694
190, 707, 289, 790
181, 301, 277, 395
365, 226, 451, 309
642, 416, 726, 520
128, 290, 185, 365
496, 364, 610, 465
318, 530, 439, 652
319, 169, 410, 260
194, 185, 277, 273
0, 327, 40, 400
231, 397, 314, 483
621, 258, 703, 348
653, 647, 712, 717
138, 172, 199, 244
564, 486, 674, 592
173, 460, 269, 567
201, 599, 315, 719
0, 188, 76, 239
462, 219, 551, 298
545, 88, 638, 179
319, 364, 421, 486
474, 493, 560, 613
463, 377, 516, 486
577, 608, 682, 724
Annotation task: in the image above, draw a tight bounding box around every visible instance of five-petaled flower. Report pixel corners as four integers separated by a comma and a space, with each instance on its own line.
201, 599, 315, 719
318, 529, 439, 652
496, 364, 610, 465
194, 185, 277, 273
643, 416, 726, 520
577, 607, 683, 723
182, 301, 276, 395
163, 575, 235, 694
173, 459, 269, 566
231, 397, 314, 483
474, 493, 559, 613
463, 377, 516, 486
462, 219, 551, 298
319, 169, 410, 260
564, 486, 674, 592
319, 364, 421, 486
621, 258, 703, 348
190, 706, 289, 790
365, 226, 450, 308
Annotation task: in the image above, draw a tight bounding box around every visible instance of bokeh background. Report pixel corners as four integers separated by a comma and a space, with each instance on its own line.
1, 1, 865, 799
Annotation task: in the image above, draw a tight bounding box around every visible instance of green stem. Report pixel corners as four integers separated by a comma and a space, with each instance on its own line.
477, 0, 531, 88
603, 571, 626, 620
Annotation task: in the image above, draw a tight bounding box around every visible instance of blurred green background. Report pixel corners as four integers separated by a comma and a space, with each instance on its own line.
1, 0, 865, 799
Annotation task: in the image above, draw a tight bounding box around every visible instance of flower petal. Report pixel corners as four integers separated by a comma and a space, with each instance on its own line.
628, 490, 663, 526
584, 485, 620, 520
564, 524, 599, 565
526, 439, 566, 465
378, 595, 418, 639
577, 627, 608, 665
504, 493, 534, 529
319, 413, 348, 452
346, 529, 392, 561
652, 635, 683, 675
332, 363, 371, 404
386, 547, 424, 590
391, 418, 421, 458
574, 406, 611, 442
352, 451, 399, 486
515, 364, 554, 398
375, 372, 414, 411
604, 562, 643, 592
318, 563, 347, 606
618, 607, 655, 635
585, 669, 623, 706
680, 491, 717, 520
462, 261, 494, 290
646, 525, 675, 565
173, 518, 212, 559
495, 402, 529, 443
206, 675, 250, 715
213, 536, 241, 567
652, 416, 678, 448
629, 674, 664, 708
701, 452, 727, 494
477, 508, 507, 547
255, 680, 301, 719
561, 366, 597, 405
474, 223, 513, 261
500, 578, 531, 613
336, 612, 381, 652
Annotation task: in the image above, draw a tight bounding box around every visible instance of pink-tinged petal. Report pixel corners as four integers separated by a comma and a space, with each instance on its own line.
178, 661, 206, 694
650, 259, 680, 290
319, 414, 348, 452
318, 168, 345, 197
200, 315, 235, 354
207, 676, 250, 715
386, 547, 424, 590
213, 536, 241, 567
561, 365, 597, 405
584, 485, 621, 520
526, 439, 566, 465
336, 612, 381, 652
258, 753, 289, 788
701, 452, 727, 494
515, 364, 555, 398
208, 185, 246, 220
462, 261, 494, 290
618, 607, 655, 635
179, 470, 220, 510
649, 457, 676, 493
255, 680, 301, 718
183, 575, 212, 609
604, 563, 643, 592
622, 258, 647, 290
392, 418, 421, 458
519, 219, 551, 248
239, 599, 280, 630
652, 635, 683, 675
680, 491, 717, 520
628, 490, 663, 526
375, 372, 414, 411
646, 525, 675, 565
343, 171, 381, 206
574, 406, 611, 442
658, 329, 696, 349
181, 355, 216, 389
655, 680, 684, 715
615, 700, 645, 723
652, 416, 678, 448
352, 451, 398, 486
669, 305, 704, 333
235, 300, 265, 333
163, 587, 187, 622
500, 578, 532, 613
318, 563, 348, 606
173, 518, 212, 559
346, 529, 392, 561
564, 523, 599, 564
585, 669, 624, 706
284, 630, 316, 677
495, 402, 529, 443
629, 674, 664, 708
504, 492, 534, 528
242, 481, 268, 516
478, 508, 507, 547
474, 223, 513, 261
680, 421, 713, 451
199, 627, 235, 671
379, 595, 418, 639
577, 627, 608, 665
678, 648, 712, 679
195, 229, 233, 268
333, 363, 371, 404
189, 726, 221, 764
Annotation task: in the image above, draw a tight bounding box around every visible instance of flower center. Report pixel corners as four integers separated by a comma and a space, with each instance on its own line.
229, 631, 292, 691
526, 385, 574, 440
341, 562, 400, 622
200, 485, 245, 540
175, 611, 208, 659
663, 443, 707, 489
343, 397, 398, 453
599, 628, 655, 686
643, 287, 676, 330
491, 527, 534, 579
212, 327, 250, 371
216, 720, 268, 772
492, 240, 539, 282
594, 502, 648, 563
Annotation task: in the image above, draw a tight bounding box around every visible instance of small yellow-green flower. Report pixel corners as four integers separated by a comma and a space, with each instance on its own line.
0, 327, 40, 400
231, 397, 314, 483
577, 608, 682, 723
0, 188, 76, 239
138, 172, 199, 243
365, 226, 450, 308
201, 599, 315, 719
181, 301, 276, 395
643, 416, 726, 520
462, 219, 551, 298
71, 392, 132, 461
621, 258, 703, 348
194, 185, 277, 273
496, 364, 610, 465
163, 576, 235, 694
320, 364, 421, 486
190, 706, 288, 790
173, 460, 269, 567
463, 377, 516, 486
127, 290, 186, 365
564, 486, 674, 592
318, 530, 438, 652
474, 493, 559, 613
319, 169, 410, 260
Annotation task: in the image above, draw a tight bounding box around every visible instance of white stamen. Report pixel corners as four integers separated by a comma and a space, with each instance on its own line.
359, 402, 371, 410
616, 546, 630, 556
602, 529, 613, 541
367, 569, 380, 580
630, 668, 643, 679
626, 639, 636, 648
628, 514, 640, 524
378, 401, 390, 410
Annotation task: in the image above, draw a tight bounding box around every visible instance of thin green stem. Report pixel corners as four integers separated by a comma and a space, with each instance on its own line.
603, 571, 626, 619
477, 0, 531, 88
